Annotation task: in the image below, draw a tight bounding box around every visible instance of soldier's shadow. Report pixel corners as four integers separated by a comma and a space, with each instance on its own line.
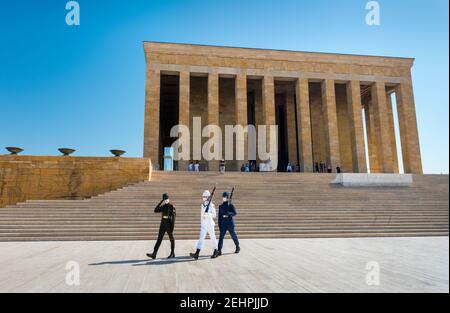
89, 253, 235, 267
89, 259, 149, 266
133, 255, 213, 266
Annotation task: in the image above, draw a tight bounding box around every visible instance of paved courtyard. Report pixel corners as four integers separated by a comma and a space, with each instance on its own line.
0, 237, 447, 293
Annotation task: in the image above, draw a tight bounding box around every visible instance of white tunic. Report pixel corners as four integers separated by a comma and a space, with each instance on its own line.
201, 202, 216, 226
196, 201, 218, 250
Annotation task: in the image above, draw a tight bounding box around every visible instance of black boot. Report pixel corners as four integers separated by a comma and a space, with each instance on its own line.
235, 246, 240, 254
190, 249, 200, 260
167, 251, 175, 259
218, 249, 222, 256
146, 252, 156, 259
211, 249, 219, 259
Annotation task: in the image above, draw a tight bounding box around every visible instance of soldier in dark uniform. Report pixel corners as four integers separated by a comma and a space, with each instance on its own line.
146, 193, 176, 259
217, 192, 240, 256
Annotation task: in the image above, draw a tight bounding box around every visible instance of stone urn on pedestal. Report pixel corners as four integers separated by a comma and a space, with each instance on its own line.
110, 150, 126, 157
6, 147, 24, 155
58, 148, 76, 156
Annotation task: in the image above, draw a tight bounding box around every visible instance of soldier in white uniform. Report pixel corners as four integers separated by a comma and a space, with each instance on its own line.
189, 190, 220, 259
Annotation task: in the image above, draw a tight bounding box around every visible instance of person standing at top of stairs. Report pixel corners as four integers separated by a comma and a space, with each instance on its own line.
194, 161, 200, 172
146, 193, 176, 260
219, 159, 226, 174
190, 190, 220, 260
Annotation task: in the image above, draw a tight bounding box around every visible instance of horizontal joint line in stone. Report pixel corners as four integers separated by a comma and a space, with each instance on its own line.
151, 64, 408, 84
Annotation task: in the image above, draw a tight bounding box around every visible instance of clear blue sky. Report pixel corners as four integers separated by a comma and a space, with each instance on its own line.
0, 0, 448, 174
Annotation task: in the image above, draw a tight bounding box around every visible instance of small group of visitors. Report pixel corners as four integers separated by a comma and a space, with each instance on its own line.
314, 161, 341, 174
187, 161, 201, 172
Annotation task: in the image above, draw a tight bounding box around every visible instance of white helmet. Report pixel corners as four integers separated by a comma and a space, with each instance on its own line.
202, 190, 211, 198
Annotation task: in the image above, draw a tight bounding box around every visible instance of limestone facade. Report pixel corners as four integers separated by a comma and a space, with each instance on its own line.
0, 156, 151, 207
143, 42, 422, 174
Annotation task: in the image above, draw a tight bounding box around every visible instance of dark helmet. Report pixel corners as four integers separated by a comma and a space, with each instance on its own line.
222, 192, 230, 198
162, 193, 169, 200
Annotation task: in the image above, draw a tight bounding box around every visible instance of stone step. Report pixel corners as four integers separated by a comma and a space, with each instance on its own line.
0, 232, 448, 242
0, 215, 447, 221
11, 201, 448, 206
0, 215, 446, 221
0, 229, 447, 239
3, 205, 448, 210
1, 224, 445, 230
1, 211, 447, 216
0, 225, 447, 232
0, 224, 447, 232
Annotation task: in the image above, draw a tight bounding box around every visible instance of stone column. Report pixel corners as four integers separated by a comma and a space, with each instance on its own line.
178, 71, 190, 171
321, 79, 340, 169
365, 101, 380, 173
386, 92, 399, 173
207, 73, 220, 171
143, 68, 161, 170
286, 87, 298, 169
261, 76, 276, 169
296, 78, 314, 172
371, 81, 394, 173
395, 80, 423, 174
262, 76, 276, 125
235, 74, 248, 169
346, 81, 367, 173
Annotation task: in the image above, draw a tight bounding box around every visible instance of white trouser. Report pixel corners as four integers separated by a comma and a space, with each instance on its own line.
196, 223, 218, 250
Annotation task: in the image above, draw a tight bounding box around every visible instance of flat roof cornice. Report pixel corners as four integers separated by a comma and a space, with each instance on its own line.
143, 41, 415, 68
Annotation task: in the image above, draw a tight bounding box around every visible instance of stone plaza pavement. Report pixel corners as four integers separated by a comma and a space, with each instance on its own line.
0, 237, 447, 293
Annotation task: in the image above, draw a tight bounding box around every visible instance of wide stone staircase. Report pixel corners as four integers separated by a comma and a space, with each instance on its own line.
0, 172, 448, 241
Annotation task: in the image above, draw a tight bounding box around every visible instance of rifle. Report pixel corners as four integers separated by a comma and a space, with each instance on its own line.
226, 185, 236, 215
205, 185, 217, 213
228, 185, 235, 205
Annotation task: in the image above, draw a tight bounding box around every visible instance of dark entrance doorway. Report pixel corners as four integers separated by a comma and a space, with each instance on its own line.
247, 82, 258, 172
159, 74, 180, 169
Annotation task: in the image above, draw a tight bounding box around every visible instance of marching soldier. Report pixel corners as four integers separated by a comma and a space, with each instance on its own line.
218, 191, 240, 256
190, 189, 220, 260
147, 193, 176, 259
